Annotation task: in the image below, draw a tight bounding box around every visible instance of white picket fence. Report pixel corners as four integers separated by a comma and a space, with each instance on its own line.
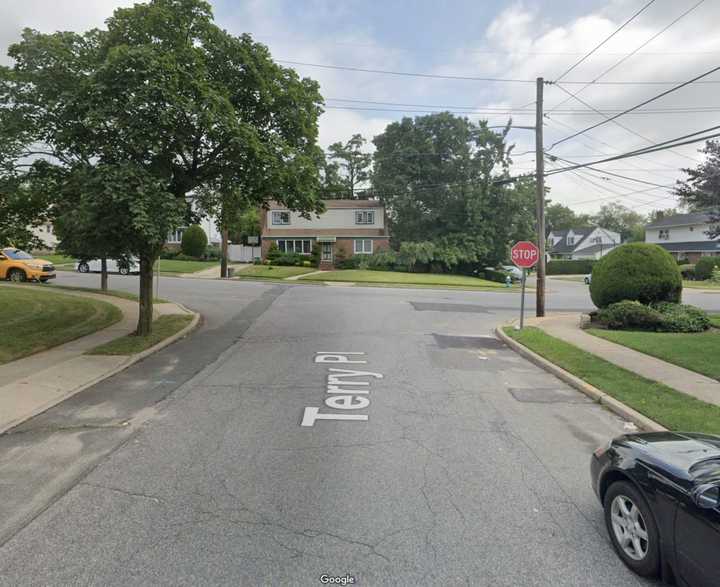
228, 244, 261, 263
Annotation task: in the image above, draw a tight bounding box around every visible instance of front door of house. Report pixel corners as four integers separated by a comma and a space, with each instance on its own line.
321, 242, 333, 263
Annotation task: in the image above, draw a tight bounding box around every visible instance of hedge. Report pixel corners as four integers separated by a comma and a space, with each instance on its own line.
589, 243, 682, 308
546, 259, 596, 275
695, 256, 720, 280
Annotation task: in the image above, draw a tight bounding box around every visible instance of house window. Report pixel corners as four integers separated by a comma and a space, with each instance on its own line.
567, 236, 575, 245
167, 228, 185, 243
592, 237, 602, 244
354, 239, 373, 254
659, 229, 670, 240
355, 210, 375, 225
277, 239, 311, 254
272, 211, 290, 225
689, 226, 694, 232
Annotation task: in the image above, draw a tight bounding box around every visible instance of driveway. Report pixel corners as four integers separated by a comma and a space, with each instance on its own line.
2, 272, 709, 585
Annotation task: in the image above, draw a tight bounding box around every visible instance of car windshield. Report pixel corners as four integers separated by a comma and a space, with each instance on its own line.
3, 249, 33, 260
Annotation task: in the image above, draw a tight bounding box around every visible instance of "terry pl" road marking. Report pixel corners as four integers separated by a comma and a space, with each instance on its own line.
301, 352, 383, 427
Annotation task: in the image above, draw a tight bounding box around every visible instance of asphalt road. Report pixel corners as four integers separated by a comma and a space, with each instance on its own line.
0, 273, 718, 586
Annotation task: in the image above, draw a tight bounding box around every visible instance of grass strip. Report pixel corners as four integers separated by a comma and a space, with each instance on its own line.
504, 326, 720, 434
587, 327, 720, 381
87, 314, 193, 355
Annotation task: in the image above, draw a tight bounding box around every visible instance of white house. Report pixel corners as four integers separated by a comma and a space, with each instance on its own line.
31, 223, 59, 249
645, 212, 720, 262
547, 227, 621, 260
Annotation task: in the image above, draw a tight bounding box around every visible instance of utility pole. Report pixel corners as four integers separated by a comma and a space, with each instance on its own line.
535, 77, 546, 317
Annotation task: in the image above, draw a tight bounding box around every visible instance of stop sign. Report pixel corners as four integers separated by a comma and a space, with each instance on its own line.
511, 241, 540, 269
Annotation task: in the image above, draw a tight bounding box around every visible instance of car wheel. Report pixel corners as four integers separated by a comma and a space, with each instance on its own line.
119, 266, 129, 276
584, 278, 590, 285
604, 481, 660, 578
8, 269, 27, 283
78, 262, 90, 273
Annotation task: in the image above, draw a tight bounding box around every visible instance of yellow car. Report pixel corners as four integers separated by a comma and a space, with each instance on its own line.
0, 248, 56, 283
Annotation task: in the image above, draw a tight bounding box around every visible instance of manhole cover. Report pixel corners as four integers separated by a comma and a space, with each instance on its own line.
411, 302, 488, 313
432, 334, 505, 350
509, 387, 592, 404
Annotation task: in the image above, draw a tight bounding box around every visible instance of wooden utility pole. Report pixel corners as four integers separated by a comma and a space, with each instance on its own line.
535, 77, 546, 317
221, 226, 229, 279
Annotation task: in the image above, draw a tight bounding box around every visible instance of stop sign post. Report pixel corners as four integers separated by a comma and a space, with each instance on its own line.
510, 241, 540, 329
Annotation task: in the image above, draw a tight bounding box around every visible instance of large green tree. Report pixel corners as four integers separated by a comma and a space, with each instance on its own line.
545, 202, 591, 232
591, 202, 646, 242
1, 0, 324, 334
372, 113, 535, 268
325, 134, 372, 199
675, 140, 720, 238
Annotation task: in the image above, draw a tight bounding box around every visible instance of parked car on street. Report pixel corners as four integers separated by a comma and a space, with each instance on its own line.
591, 432, 720, 586
75, 257, 139, 275
501, 265, 524, 281
584, 273, 592, 285
0, 248, 55, 283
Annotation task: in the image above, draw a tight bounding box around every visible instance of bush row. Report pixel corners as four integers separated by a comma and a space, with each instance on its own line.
546, 259, 596, 275
597, 300, 711, 332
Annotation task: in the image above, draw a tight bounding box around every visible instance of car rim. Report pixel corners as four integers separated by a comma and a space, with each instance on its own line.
610, 495, 649, 561
10, 271, 23, 282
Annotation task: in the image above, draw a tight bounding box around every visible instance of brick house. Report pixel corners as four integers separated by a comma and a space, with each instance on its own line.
261, 199, 390, 269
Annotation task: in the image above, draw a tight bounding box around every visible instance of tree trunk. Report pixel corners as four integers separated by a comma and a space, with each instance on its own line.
137, 255, 155, 336
100, 257, 108, 291
221, 226, 229, 278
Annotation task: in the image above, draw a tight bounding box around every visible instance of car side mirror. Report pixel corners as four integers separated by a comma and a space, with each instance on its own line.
692, 484, 720, 509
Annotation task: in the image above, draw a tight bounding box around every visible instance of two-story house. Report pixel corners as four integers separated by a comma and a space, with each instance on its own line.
645, 212, 720, 262
547, 227, 621, 260
260, 199, 390, 268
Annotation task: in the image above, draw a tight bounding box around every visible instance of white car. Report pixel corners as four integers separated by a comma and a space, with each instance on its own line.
501, 265, 524, 281
76, 257, 139, 275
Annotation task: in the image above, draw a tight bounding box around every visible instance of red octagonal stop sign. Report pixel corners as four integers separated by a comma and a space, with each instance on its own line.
511, 241, 540, 269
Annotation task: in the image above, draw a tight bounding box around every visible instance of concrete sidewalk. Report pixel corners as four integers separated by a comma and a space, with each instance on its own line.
529, 313, 720, 407
0, 286, 196, 434
179, 263, 250, 278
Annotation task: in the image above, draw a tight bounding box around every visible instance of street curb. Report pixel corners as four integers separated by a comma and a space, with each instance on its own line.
0, 299, 200, 436
495, 326, 666, 432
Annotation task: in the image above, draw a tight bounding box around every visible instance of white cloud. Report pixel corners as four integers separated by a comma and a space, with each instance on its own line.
0, 1, 134, 64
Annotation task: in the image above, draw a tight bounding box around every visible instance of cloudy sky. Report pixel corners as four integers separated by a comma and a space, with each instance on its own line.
2, 0, 719, 213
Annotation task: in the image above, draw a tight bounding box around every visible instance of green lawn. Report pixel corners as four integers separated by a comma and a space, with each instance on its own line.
300, 269, 507, 289
235, 265, 317, 279
587, 327, 720, 381
87, 314, 193, 355
711, 315, 720, 328
0, 286, 122, 364
683, 280, 720, 290
156, 259, 219, 273
48, 284, 168, 303
504, 326, 720, 434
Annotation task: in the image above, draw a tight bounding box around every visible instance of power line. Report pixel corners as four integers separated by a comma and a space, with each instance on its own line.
548, 64, 720, 149
325, 98, 720, 115
278, 60, 720, 85
546, 125, 720, 175
547, 154, 675, 188
548, 0, 705, 112
553, 0, 657, 83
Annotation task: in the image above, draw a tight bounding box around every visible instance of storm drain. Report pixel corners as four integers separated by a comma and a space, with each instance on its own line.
432, 334, 505, 350
411, 302, 488, 313
508, 387, 592, 404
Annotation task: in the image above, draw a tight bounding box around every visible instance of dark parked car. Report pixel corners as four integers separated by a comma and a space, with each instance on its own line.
591, 432, 720, 586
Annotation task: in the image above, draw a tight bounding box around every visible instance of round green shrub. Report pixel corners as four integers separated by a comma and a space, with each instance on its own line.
694, 256, 720, 281
180, 225, 207, 258
653, 302, 711, 332
589, 243, 682, 308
